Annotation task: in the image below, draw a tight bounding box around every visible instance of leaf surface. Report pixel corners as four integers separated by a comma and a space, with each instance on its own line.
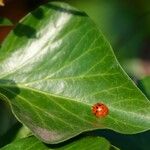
0, 136, 49, 150
140, 76, 150, 99
0, 2, 150, 144
58, 136, 114, 150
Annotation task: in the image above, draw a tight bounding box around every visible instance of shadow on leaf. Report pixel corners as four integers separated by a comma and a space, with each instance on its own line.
0, 79, 20, 101
31, 7, 45, 19
13, 23, 36, 38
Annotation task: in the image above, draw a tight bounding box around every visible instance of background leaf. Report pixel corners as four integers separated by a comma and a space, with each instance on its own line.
0, 100, 18, 148
14, 125, 31, 140
0, 136, 49, 150
93, 129, 150, 150
56, 136, 116, 150
0, 2, 150, 144
0, 136, 118, 150
140, 76, 150, 99
0, 17, 13, 26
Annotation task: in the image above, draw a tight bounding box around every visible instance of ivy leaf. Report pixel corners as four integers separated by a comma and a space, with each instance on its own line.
14, 125, 32, 140
0, 136, 118, 150
0, 136, 48, 150
57, 136, 118, 150
140, 76, 150, 99
96, 129, 150, 150
0, 2, 150, 144
0, 100, 17, 148
0, 18, 13, 26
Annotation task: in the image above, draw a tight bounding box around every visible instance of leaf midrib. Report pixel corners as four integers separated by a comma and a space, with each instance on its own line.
1, 84, 149, 130
2, 85, 97, 128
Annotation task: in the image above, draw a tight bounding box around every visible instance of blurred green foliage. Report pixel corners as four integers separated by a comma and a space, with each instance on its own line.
62, 0, 150, 60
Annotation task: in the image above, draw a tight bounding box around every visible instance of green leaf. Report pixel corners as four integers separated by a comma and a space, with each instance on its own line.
14, 125, 32, 140
0, 17, 13, 26
0, 136, 117, 150
0, 2, 150, 144
0, 136, 49, 150
140, 76, 150, 99
0, 121, 31, 148
58, 136, 115, 150
0, 100, 18, 147
96, 129, 150, 150
0, 122, 21, 148
0, 100, 16, 137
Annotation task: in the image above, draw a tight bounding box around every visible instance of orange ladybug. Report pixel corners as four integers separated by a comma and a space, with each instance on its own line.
92, 103, 109, 117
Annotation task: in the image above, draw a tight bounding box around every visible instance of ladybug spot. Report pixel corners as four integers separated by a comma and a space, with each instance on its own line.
92, 103, 109, 117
